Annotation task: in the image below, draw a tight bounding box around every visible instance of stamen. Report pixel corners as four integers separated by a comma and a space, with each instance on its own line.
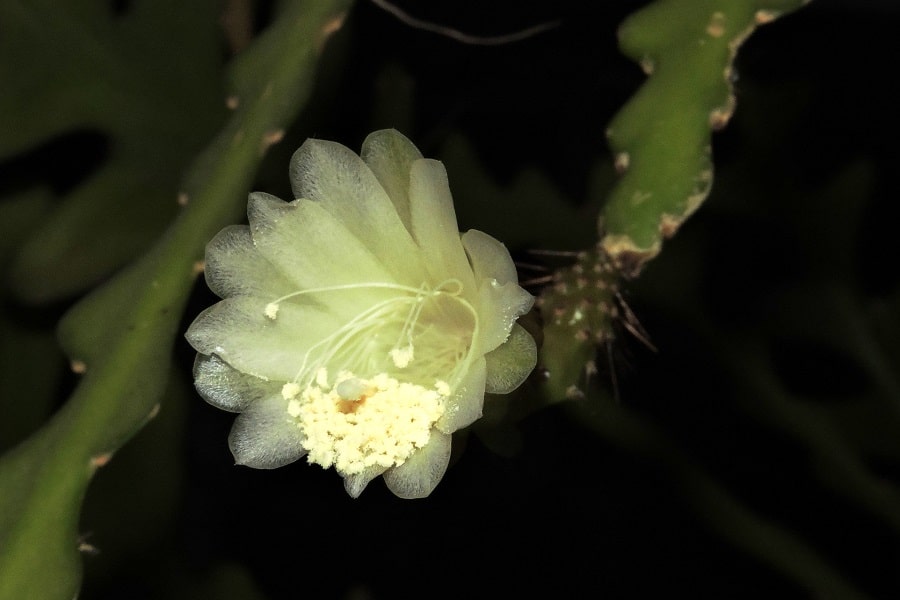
389, 282, 431, 361
264, 303, 279, 319
390, 346, 414, 368
263, 281, 432, 319
291, 295, 410, 385
277, 277, 480, 392
282, 382, 301, 400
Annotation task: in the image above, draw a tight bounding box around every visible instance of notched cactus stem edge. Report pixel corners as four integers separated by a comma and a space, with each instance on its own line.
599, 0, 812, 278
538, 0, 812, 401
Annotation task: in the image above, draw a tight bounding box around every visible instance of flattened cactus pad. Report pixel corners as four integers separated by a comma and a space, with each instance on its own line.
186, 129, 536, 499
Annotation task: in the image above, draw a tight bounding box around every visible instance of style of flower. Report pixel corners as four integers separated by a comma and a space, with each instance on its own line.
185, 129, 536, 498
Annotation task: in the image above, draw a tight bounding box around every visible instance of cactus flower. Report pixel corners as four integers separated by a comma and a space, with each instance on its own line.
185, 129, 536, 498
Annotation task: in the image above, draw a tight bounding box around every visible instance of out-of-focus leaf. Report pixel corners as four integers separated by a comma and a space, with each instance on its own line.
1, 0, 225, 303
0, 187, 65, 451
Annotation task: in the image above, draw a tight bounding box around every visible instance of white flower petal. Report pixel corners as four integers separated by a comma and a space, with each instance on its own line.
229, 393, 307, 469
193, 353, 282, 412
436, 355, 487, 434
461, 228, 534, 353
483, 323, 537, 395
408, 159, 476, 291
383, 430, 452, 499
343, 465, 390, 499
204, 224, 294, 299
360, 129, 423, 232
474, 280, 535, 355
185, 296, 344, 381
248, 192, 400, 317
288, 138, 427, 284
461, 229, 519, 285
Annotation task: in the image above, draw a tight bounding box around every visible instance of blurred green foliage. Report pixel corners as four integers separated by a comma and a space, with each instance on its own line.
0, 0, 352, 597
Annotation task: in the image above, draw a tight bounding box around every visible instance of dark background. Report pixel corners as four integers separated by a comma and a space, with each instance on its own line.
2, 0, 898, 598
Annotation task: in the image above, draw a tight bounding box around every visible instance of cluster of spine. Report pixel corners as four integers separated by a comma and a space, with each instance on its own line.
535, 245, 621, 400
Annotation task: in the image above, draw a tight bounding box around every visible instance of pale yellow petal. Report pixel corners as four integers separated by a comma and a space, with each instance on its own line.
204, 224, 294, 299
473, 279, 535, 355
360, 129, 422, 232
229, 393, 307, 469
193, 353, 282, 412
435, 355, 486, 434
185, 296, 344, 382
461, 228, 518, 285
247, 192, 399, 317
343, 465, 390, 499
408, 159, 476, 291
461, 228, 534, 353
383, 430, 452, 499
289, 138, 426, 284
483, 323, 537, 394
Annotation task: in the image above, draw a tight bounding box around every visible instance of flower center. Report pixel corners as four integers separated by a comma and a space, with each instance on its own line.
265, 279, 477, 474
284, 370, 447, 475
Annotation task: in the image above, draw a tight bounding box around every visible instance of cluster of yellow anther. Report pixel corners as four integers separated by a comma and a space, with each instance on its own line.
283, 369, 447, 475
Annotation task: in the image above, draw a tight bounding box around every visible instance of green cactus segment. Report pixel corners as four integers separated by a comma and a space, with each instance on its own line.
600, 0, 810, 276
537, 246, 622, 401
0, 2, 353, 598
